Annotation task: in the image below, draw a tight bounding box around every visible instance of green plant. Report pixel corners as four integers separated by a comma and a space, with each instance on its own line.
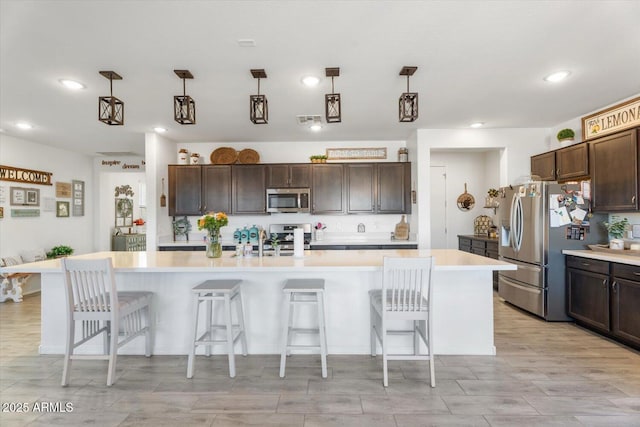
46, 245, 74, 258
603, 216, 629, 239
309, 154, 328, 161
270, 233, 280, 247
557, 128, 575, 141
487, 188, 499, 198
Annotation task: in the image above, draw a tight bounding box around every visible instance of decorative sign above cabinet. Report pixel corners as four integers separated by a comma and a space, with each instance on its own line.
582, 96, 640, 141
326, 147, 387, 160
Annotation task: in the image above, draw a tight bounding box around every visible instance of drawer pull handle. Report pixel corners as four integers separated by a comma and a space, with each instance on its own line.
580, 262, 590, 266
633, 272, 640, 276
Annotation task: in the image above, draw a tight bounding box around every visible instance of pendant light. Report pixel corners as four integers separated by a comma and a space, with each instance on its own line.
174, 70, 196, 124
398, 66, 418, 122
98, 71, 124, 125
325, 67, 341, 123
250, 69, 268, 124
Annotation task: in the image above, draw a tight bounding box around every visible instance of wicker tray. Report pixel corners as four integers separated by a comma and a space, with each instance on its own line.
588, 244, 640, 257
237, 148, 260, 164
210, 147, 238, 164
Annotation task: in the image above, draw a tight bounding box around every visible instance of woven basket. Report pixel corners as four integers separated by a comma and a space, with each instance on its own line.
237, 148, 260, 164
210, 147, 238, 164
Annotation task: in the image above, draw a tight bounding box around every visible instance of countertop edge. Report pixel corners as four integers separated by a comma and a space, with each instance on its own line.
562, 249, 640, 266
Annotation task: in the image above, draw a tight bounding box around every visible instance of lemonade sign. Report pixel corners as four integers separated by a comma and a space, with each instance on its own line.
582, 96, 640, 140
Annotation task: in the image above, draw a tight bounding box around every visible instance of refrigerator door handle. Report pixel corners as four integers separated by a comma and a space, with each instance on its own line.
509, 193, 518, 251
515, 195, 524, 252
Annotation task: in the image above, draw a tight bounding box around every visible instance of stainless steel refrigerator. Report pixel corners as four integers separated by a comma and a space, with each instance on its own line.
497, 181, 607, 321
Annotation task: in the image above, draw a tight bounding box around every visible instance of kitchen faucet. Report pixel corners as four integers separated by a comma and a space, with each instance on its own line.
258, 228, 266, 257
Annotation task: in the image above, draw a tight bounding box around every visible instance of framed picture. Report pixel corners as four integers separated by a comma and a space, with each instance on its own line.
56, 201, 70, 217
10, 186, 40, 206
55, 182, 72, 198
0, 207, 3, 219
72, 180, 85, 216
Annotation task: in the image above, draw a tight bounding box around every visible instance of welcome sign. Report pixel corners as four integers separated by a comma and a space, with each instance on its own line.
0, 165, 53, 185
582, 96, 640, 141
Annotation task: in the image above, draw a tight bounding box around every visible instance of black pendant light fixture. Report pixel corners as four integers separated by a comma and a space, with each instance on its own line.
98, 71, 124, 125
325, 67, 341, 123
250, 69, 268, 124
174, 70, 196, 125
398, 66, 418, 122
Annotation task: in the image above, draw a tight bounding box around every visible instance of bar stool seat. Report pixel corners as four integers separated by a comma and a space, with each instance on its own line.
279, 278, 328, 378
187, 279, 247, 378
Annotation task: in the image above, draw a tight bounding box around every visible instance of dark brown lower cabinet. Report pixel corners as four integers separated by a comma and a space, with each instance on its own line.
566, 255, 640, 349
458, 235, 498, 289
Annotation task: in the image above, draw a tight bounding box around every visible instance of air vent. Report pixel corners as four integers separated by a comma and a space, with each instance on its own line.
296, 115, 322, 125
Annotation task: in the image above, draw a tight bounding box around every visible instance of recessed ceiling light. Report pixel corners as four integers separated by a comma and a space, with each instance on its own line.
59, 79, 85, 90
470, 122, 484, 128
153, 127, 167, 133
301, 75, 320, 87
543, 70, 571, 83
15, 122, 33, 130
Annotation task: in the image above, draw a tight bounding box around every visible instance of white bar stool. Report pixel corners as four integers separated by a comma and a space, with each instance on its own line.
187, 279, 247, 378
279, 278, 327, 378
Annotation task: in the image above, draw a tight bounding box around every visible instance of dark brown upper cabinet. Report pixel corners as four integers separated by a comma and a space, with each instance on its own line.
556, 142, 589, 181
531, 151, 556, 181
311, 164, 345, 214
232, 164, 267, 215
266, 164, 310, 188
346, 163, 410, 214
168, 165, 231, 216
590, 128, 639, 212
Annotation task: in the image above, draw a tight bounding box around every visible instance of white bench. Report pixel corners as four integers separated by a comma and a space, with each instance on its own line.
0, 249, 45, 303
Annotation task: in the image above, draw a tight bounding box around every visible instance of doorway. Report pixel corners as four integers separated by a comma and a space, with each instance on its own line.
430, 165, 447, 248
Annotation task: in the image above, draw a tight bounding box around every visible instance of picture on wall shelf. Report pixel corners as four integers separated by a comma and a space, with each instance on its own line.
10, 186, 39, 206
72, 180, 85, 216
55, 182, 72, 198
56, 201, 70, 218
0, 207, 3, 219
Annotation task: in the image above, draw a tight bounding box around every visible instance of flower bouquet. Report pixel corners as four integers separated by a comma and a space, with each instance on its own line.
314, 222, 326, 241
198, 212, 229, 258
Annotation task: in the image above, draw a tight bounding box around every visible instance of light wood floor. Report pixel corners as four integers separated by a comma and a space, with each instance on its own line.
1, 292, 639, 426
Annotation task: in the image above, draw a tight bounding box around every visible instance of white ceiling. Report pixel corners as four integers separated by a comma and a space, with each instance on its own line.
1, 0, 639, 156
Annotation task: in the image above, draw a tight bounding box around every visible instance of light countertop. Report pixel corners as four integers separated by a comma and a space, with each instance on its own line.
563, 249, 640, 267
1, 249, 516, 274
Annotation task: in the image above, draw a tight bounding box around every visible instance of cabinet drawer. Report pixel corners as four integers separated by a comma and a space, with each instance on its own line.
458, 237, 471, 247
566, 256, 609, 274
472, 240, 486, 249
612, 263, 640, 282
471, 248, 486, 256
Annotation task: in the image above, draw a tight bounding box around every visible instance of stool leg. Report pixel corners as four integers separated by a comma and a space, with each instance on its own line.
279, 292, 292, 378
317, 291, 328, 379
235, 291, 248, 356
187, 294, 200, 379
286, 294, 295, 356
205, 297, 212, 357
224, 294, 236, 378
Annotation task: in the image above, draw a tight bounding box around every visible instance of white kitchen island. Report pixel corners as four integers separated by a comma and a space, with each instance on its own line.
1, 249, 515, 356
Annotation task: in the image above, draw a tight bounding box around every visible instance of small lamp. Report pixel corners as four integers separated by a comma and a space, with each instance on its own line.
325, 67, 341, 123
174, 70, 196, 125
98, 71, 124, 125
250, 69, 268, 124
399, 66, 418, 122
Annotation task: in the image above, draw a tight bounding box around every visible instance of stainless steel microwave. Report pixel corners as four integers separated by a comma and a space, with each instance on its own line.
266, 188, 310, 213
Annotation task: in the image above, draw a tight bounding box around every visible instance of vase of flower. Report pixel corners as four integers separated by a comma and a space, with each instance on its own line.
198, 212, 228, 258
206, 229, 222, 258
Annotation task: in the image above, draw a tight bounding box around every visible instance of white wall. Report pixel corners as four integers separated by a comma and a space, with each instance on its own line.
414, 128, 549, 248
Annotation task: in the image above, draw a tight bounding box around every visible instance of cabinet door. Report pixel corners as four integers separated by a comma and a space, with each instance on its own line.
590, 129, 639, 212
289, 164, 311, 187
168, 165, 202, 216
458, 237, 472, 252
567, 268, 610, 332
530, 152, 556, 181
266, 164, 289, 188
611, 277, 640, 347
346, 163, 375, 213
202, 165, 232, 213
312, 164, 344, 214
232, 165, 267, 214
378, 163, 410, 213
556, 143, 589, 181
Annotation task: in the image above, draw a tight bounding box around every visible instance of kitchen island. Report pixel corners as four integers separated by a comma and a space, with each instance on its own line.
1, 249, 515, 356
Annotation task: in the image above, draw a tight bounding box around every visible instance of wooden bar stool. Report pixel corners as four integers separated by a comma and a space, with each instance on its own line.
279, 278, 327, 378
187, 279, 247, 378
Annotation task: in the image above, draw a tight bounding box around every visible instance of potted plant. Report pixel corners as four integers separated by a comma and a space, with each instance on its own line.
270, 233, 281, 256
603, 216, 628, 249
309, 155, 328, 164
556, 128, 575, 143
46, 245, 74, 259
485, 188, 500, 208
